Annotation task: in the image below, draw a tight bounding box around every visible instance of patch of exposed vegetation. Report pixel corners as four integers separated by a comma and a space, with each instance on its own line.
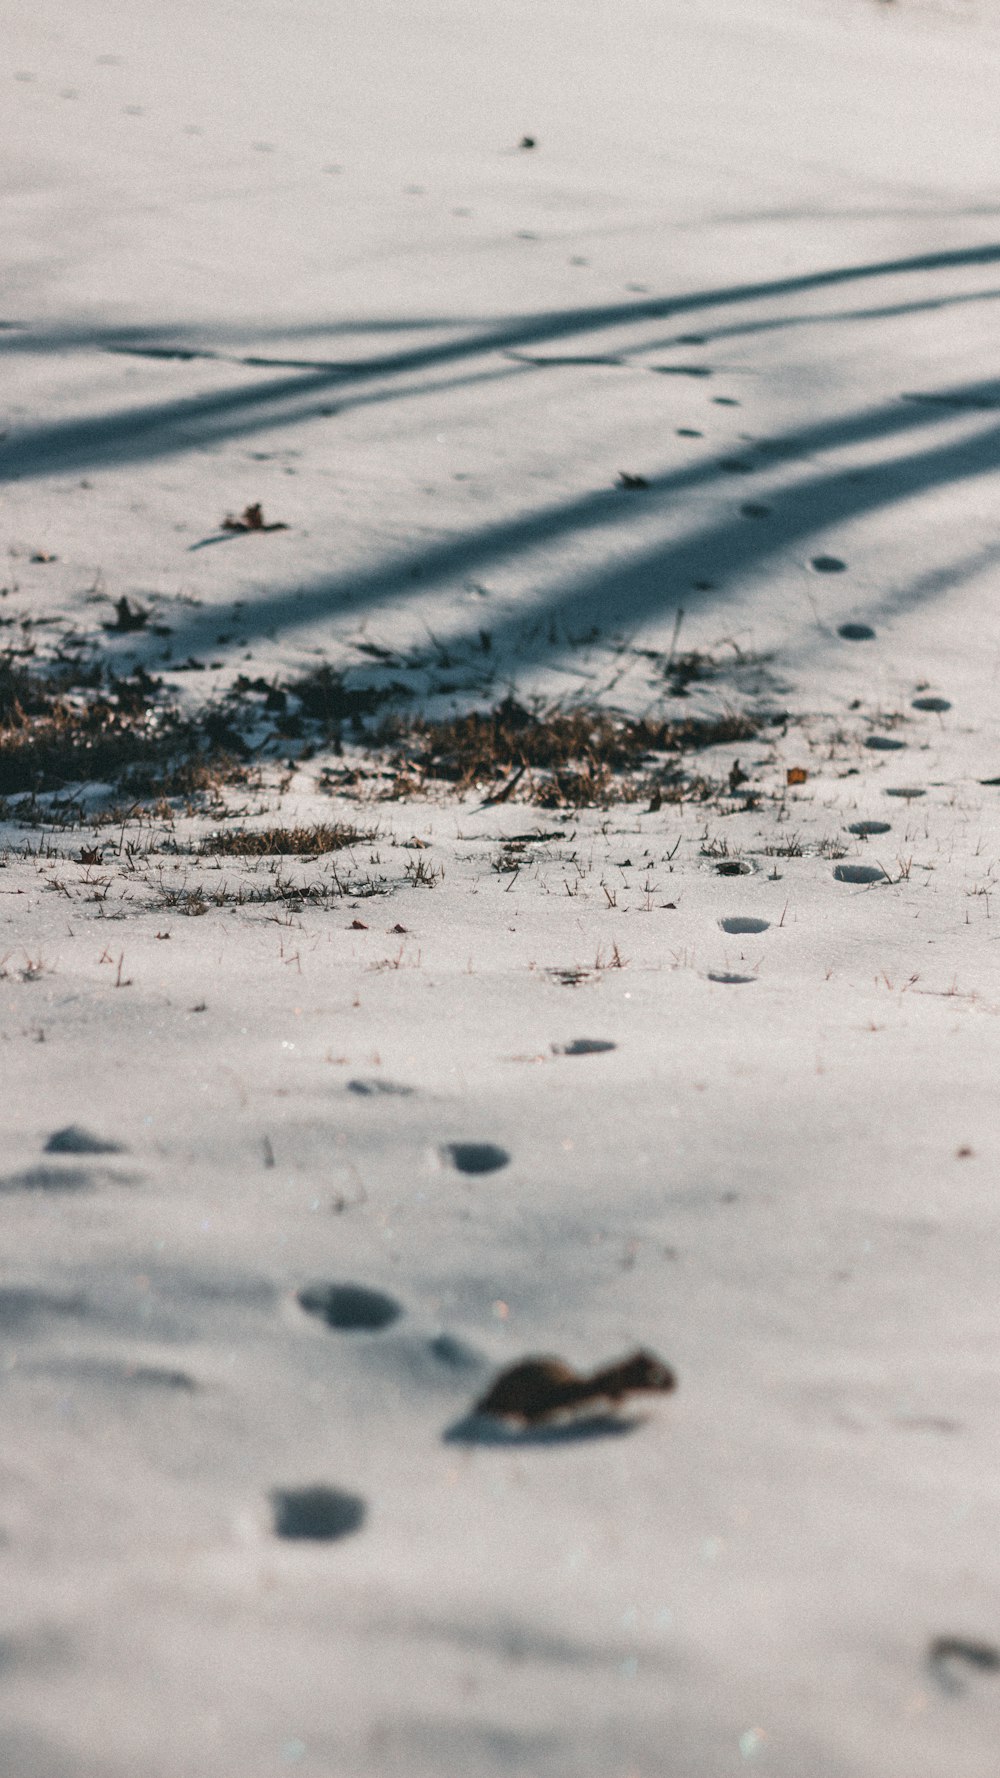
224, 664, 407, 745
0, 653, 770, 819
378, 698, 764, 808
157, 867, 389, 913
199, 822, 376, 857
0, 657, 253, 803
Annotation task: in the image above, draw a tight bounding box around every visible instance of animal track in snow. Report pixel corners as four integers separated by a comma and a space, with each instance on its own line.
838, 622, 876, 641
811, 554, 846, 573
551, 1039, 616, 1056
848, 821, 890, 836
885, 786, 925, 798
346, 1078, 413, 1096
912, 695, 951, 712
707, 971, 757, 984
441, 1143, 510, 1175
297, 1283, 402, 1331
270, 1486, 366, 1541
718, 917, 769, 934
865, 735, 906, 751
833, 864, 886, 884
715, 859, 753, 876
428, 1332, 482, 1369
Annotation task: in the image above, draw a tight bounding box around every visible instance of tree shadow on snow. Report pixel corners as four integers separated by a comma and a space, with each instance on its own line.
7, 239, 1000, 690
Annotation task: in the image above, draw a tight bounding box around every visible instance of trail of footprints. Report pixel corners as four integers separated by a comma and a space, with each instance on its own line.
4, 681, 955, 1536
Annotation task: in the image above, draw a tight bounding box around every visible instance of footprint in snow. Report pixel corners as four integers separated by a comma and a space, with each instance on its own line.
346, 1078, 413, 1097
715, 859, 753, 877
297, 1282, 402, 1331
441, 1142, 510, 1175
428, 1332, 482, 1370
551, 1039, 616, 1056
833, 864, 886, 884
718, 917, 769, 934
271, 1486, 366, 1541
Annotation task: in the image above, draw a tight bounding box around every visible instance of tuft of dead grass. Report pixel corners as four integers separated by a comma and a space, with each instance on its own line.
199, 822, 376, 858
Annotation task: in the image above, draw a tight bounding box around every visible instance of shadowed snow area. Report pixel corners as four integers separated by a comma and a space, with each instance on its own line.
5, 1, 1000, 1774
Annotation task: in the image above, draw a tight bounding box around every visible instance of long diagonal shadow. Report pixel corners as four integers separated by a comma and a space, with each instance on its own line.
497, 410, 1000, 669
2, 242, 1000, 483
0, 360, 539, 485
4, 238, 1000, 368
151, 379, 1000, 668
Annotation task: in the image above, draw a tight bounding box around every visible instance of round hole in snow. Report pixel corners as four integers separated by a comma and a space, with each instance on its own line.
838, 622, 876, 641
271, 1486, 366, 1541
442, 1142, 510, 1175
715, 859, 753, 876
848, 821, 891, 836
718, 916, 770, 934
811, 554, 847, 573
552, 1038, 617, 1056
833, 864, 886, 884
865, 735, 906, 751
912, 696, 951, 713
297, 1283, 402, 1331
707, 971, 757, 984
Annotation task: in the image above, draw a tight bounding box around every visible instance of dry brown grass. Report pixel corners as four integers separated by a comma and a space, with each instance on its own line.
380, 697, 762, 808
1, 657, 766, 820
0, 658, 253, 802
199, 822, 376, 857
158, 866, 389, 912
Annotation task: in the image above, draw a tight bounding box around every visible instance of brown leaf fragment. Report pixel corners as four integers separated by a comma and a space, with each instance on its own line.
349, 919, 369, 930
475, 1347, 676, 1424
79, 846, 102, 865
222, 502, 289, 534
786, 766, 808, 785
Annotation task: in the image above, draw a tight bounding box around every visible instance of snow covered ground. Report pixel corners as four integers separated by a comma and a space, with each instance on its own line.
5, 0, 1000, 1772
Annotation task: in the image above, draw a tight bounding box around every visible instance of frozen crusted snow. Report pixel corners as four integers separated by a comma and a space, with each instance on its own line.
4, 1, 1000, 1774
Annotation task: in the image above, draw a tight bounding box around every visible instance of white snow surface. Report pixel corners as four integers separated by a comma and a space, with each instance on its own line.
5, 0, 1000, 1772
